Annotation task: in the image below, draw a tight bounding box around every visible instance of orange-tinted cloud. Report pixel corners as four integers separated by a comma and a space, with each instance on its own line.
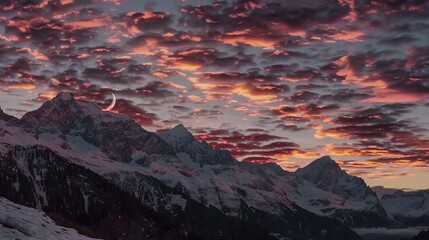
8, 82, 36, 90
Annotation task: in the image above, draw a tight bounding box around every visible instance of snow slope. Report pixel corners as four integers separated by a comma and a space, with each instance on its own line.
0, 197, 98, 240
381, 190, 429, 225
296, 156, 383, 212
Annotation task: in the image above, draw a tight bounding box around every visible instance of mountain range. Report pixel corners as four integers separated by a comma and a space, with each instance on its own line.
0, 92, 427, 239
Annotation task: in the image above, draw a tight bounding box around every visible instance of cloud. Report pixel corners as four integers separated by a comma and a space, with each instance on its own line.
117, 81, 180, 99
193, 128, 306, 163
124, 11, 172, 32
158, 47, 255, 71
110, 99, 159, 126
288, 91, 319, 103
318, 104, 428, 163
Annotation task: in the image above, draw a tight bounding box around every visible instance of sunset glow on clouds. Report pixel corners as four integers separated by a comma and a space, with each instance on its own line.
0, 0, 428, 189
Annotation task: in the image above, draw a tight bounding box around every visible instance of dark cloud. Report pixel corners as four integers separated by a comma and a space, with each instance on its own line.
201, 71, 278, 84
288, 91, 319, 103
262, 50, 309, 62
320, 89, 372, 102
194, 128, 302, 162
250, 0, 349, 29
378, 35, 417, 45
320, 103, 428, 161
242, 156, 278, 164
49, 69, 88, 91
6, 16, 97, 47
303, 103, 340, 115
117, 81, 179, 99
6, 57, 32, 74
191, 109, 222, 117
197, 129, 285, 144
354, 0, 429, 19
110, 99, 159, 126
171, 105, 191, 112
277, 124, 308, 132
346, 49, 429, 95
124, 11, 172, 31
82, 58, 145, 84
180, 0, 350, 31
127, 64, 152, 75
127, 32, 204, 49
160, 47, 254, 70
264, 64, 299, 74
79, 46, 124, 56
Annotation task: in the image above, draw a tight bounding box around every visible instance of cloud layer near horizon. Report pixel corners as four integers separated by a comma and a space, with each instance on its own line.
0, 0, 428, 189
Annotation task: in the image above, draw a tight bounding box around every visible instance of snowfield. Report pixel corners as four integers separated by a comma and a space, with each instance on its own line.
0, 197, 98, 240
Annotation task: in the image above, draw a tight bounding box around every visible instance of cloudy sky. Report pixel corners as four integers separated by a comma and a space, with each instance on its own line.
0, 0, 428, 189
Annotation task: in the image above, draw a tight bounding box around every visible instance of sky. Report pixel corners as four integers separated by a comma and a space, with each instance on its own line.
0, 0, 428, 190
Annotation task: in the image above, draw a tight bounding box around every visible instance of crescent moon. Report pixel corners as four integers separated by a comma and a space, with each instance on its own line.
102, 93, 116, 111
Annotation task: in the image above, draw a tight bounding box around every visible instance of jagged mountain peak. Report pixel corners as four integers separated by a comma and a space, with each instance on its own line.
160, 123, 200, 150
295, 155, 386, 224
310, 155, 337, 165
168, 123, 195, 139
160, 124, 237, 165
0, 107, 19, 125
55, 91, 74, 101
16, 92, 175, 161
310, 155, 341, 170
295, 155, 341, 178
20, 92, 130, 129
49, 92, 123, 119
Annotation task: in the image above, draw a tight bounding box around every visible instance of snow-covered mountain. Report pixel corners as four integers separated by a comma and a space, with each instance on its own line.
371, 186, 404, 198
0, 94, 278, 239
295, 156, 388, 226
158, 124, 387, 227
0, 197, 98, 240
0, 138, 275, 239
20, 92, 175, 162
2, 92, 416, 239
381, 190, 429, 226
160, 124, 236, 165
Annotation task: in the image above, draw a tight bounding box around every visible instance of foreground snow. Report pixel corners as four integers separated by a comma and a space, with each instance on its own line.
0, 197, 98, 240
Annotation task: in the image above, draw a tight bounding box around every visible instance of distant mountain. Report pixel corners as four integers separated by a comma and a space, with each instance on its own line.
380, 190, 429, 226
5, 92, 423, 239
372, 186, 403, 198
295, 156, 388, 226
